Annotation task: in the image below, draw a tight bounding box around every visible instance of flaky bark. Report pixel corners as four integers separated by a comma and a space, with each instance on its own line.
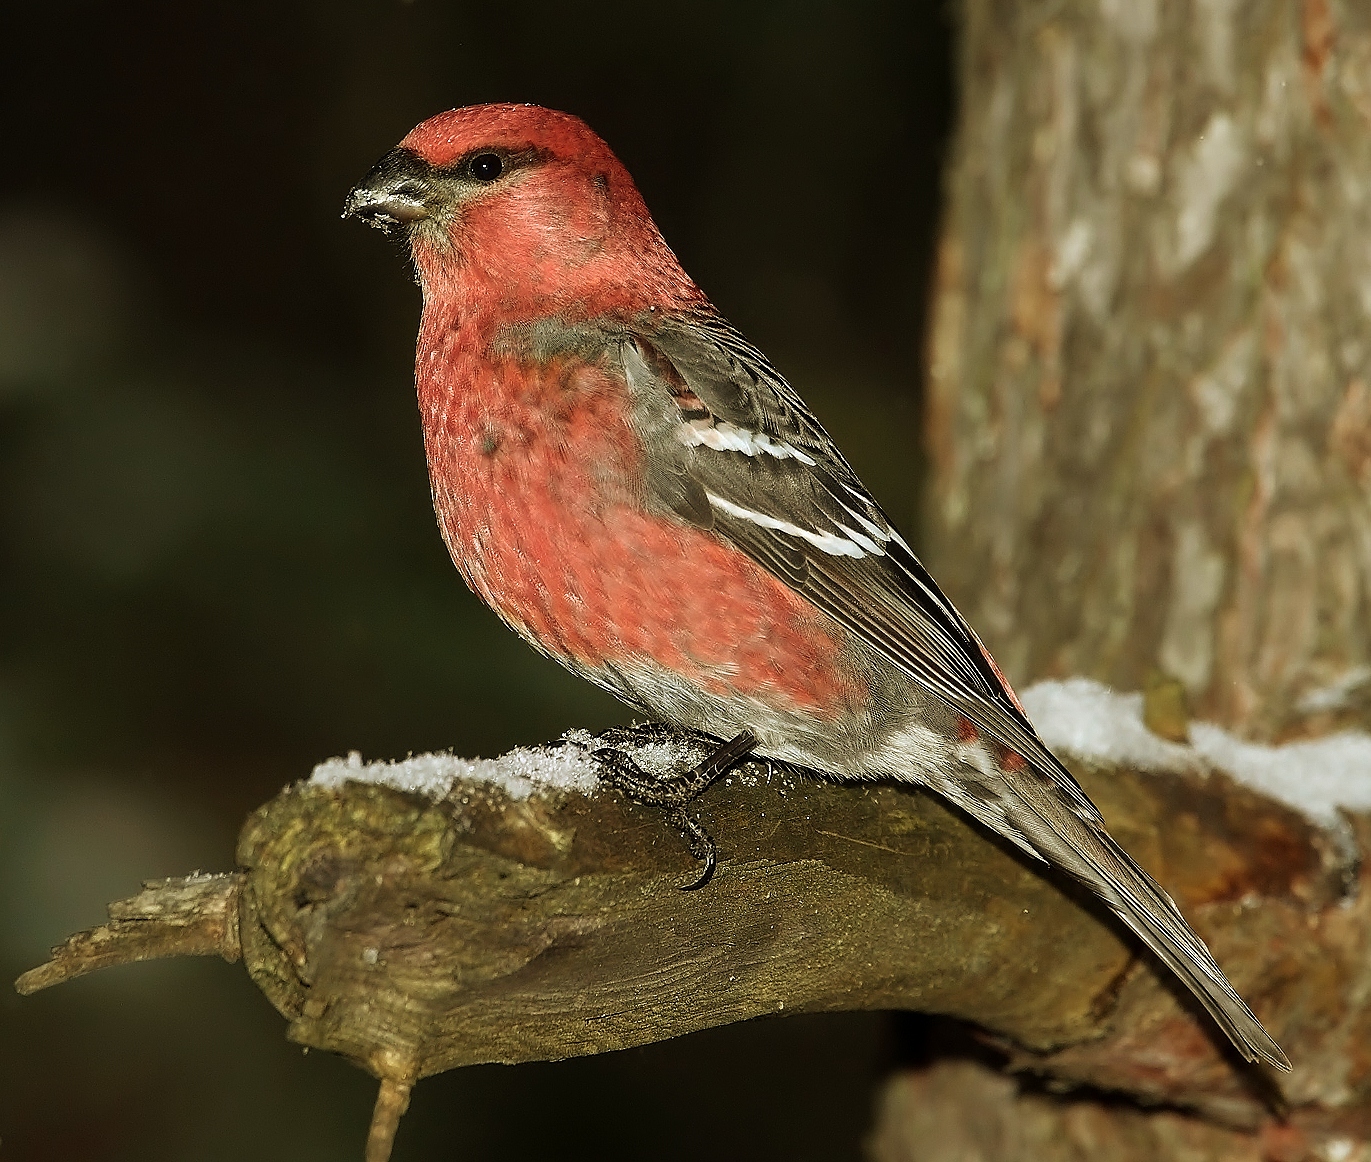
925, 0, 1371, 741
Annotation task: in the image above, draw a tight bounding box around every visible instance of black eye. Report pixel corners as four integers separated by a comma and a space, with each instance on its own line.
469, 153, 503, 182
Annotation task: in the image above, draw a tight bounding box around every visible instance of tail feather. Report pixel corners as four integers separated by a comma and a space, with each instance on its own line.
934, 763, 1291, 1072
1077, 826, 1290, 1071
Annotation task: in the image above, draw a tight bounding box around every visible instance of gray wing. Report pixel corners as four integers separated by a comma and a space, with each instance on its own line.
622, 312, 1102, 823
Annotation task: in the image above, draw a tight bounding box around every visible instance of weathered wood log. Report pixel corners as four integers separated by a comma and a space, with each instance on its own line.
17, 727, 1369, 1159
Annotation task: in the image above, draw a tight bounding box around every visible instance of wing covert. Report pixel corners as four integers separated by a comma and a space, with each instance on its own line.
622, 313, 1101, 823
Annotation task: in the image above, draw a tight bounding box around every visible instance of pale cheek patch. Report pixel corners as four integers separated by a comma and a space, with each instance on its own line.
706, 493, 869, 559
676, 419, 817, 465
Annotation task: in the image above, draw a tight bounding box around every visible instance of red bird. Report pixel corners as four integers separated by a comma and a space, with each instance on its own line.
344, 104, 1288, 1071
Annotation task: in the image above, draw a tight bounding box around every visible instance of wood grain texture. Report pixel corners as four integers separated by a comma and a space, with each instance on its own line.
20, 735, 1367, 1147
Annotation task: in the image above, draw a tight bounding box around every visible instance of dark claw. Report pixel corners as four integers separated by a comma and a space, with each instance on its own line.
670, 806, 718, 891
679, 848, 716, 891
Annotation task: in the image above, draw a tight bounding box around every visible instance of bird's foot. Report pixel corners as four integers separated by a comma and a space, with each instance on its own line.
588, 725, 756, 891
590, 723, 752, 804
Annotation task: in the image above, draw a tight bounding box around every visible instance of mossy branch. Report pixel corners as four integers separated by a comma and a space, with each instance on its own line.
16, 731, 1365, 1160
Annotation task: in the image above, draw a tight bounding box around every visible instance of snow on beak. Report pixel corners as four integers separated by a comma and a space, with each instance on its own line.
343, 148, 433, 234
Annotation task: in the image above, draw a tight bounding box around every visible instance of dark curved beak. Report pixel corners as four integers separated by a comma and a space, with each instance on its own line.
343, 147, 433, 234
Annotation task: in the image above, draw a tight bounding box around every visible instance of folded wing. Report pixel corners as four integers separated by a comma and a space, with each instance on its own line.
620, 312, 1289, 1072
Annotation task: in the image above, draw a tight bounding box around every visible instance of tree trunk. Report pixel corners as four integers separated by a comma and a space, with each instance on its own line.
871, 0, 1371, 1155
924, 0, 1371, 742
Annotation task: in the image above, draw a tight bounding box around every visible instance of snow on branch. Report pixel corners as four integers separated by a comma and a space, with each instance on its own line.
1024, 678, 1371, 828
16, 712, 1371, 1159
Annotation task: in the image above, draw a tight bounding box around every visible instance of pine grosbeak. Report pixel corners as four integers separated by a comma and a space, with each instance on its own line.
344, 104, 1288, 1071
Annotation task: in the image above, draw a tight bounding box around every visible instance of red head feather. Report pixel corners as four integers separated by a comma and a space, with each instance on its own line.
398, 104, 703, 322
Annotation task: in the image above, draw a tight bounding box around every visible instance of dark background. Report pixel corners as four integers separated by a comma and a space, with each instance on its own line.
0, 2, 953, 1158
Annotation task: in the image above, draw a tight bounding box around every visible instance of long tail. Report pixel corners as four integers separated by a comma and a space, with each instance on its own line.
931, 760, 1291, 1072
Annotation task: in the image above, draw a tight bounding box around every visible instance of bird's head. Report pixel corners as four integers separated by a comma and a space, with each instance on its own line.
344, 104, 700, 318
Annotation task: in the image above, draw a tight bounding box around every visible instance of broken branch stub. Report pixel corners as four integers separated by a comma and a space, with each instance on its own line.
14, 872, 243, 996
